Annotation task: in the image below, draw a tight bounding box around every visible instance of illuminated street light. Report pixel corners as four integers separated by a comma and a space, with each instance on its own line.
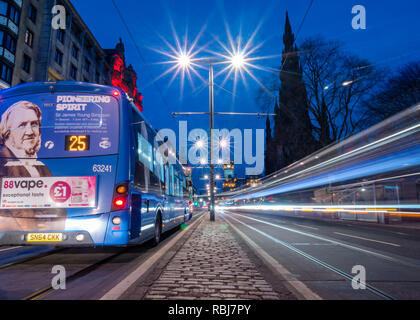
177, 53, 191, 68
195, 139, 205, 149
230, 53, 245, 69
219, 138, 229, 149
342, 80, 354, 87
158, 30, 272, 223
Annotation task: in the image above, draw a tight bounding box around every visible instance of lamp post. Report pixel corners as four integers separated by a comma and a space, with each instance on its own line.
162, 47, 275, 222
209, 62, 216, 221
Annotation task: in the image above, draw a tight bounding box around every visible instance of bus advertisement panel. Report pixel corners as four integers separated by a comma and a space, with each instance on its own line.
0, 92, 119, 235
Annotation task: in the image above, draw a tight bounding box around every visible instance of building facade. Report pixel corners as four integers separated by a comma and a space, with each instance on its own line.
222, 161, 237, 192
105, 39, 143, 111
0, 0, 22, 88
0, 0, 143, 111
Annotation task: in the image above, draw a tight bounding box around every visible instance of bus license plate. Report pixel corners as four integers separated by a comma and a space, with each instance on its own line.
27, 233, 63, 242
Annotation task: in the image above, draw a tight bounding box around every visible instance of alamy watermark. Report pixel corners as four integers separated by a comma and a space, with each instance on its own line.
51, 265, 66, 290
351, 265, 366, 290
52, 5, 66, 30
153, 122, 265, 176
352, 5, 366, 30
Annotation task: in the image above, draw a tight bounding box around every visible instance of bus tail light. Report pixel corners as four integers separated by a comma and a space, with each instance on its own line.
111, 182, 129, 212
113, 198, 126, 208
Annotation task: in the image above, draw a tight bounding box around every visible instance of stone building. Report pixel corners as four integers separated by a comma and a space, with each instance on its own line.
0, 0, 143, 111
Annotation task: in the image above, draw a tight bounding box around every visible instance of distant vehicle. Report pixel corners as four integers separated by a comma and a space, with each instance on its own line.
0, 82, 191, 247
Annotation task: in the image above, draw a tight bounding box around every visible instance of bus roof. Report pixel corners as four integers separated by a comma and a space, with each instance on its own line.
0, 82, 122, 99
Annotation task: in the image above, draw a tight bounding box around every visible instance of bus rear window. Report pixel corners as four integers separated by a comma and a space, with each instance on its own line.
0, 93, 119, 158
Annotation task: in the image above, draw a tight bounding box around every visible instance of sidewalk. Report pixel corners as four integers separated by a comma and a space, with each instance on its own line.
141, 216, 292, 300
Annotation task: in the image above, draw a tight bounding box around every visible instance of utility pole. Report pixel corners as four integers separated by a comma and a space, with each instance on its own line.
169, 59, 275, 222
209, 62, 215, 221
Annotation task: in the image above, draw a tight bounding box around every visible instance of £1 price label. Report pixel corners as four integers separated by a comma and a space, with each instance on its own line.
50, 181, 71, 203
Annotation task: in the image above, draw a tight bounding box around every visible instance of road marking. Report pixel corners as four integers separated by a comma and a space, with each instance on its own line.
100, 213, 206, 300
223, 216, 322, 300
0, 246, 22, 253
291, 243, 336, 246
226, 214, 395, 300
334, 232, 401, 247
228, 212, 420, 269
294, 224, 319, 230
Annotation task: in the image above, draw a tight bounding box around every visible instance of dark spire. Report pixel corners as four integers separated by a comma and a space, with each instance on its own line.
115, 38, 125, 61
265, 115, 272, 140
283, 11, 295, 52
270, 11, 316, 170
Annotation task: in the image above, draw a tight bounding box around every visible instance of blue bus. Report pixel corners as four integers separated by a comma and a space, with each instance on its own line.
0, 82, 191, 246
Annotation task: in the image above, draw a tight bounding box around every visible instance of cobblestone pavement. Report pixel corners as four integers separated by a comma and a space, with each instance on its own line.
144, 217, 285, 300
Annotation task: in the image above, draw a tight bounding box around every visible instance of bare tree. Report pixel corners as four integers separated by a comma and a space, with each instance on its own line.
299, 36, 383, 147
255, 72, 280, 114
364, 61, 420, 126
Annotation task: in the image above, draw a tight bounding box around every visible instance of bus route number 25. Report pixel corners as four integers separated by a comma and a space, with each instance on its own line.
93, 165, 112, 173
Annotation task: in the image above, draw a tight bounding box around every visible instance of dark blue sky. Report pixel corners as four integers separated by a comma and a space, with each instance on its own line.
72, 0, 420, 193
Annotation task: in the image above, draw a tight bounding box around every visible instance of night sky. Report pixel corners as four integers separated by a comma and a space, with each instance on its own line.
72, 0, 420, 193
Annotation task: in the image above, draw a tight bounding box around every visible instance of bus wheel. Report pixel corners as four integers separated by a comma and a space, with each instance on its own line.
152, 215, 162, 246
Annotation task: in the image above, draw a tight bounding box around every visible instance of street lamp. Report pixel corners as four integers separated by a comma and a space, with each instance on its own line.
219, 138, 229, 149
230, 53, 245, 69
195, 139, 205, 149
178, 53, 191, 68
172, 53, 246, 222
158, 31, 275, 221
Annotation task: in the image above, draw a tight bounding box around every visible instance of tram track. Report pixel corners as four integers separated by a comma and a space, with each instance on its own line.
0, 247, 63, 270
225, 211, 406, 300
0, 213, 205, 300
24, 218, 205, 300
23, 248, 128, 300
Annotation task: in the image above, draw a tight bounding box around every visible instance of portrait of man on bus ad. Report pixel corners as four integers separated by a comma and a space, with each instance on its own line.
0, 101, 52, 177
0, 100, 67, 233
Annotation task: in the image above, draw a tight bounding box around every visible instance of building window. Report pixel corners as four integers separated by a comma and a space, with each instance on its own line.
9, 4, 19, 24
70, 64, 77, 79
55, 49, 63, 66
71, 44, 79, 59
22, 54, 31, 73
57, 29, 65, 43
4, 33, 16, 53
84, 39, 93, 55
25, 29, 34, 48
0, 62, 12, 84
84, 58, 90, 72
71, 21, 82, 40
0, 2, 20, 24
0, 1, 7, 16
28, 4, 37, 24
